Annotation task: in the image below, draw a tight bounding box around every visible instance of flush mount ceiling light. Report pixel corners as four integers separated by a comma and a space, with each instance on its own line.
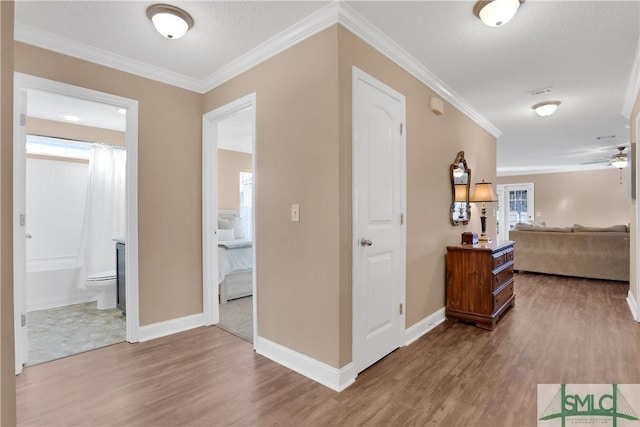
473, 0, 523, 27
146, 4, 194, 39
532, 101, 561, 117
63, 115, 79, 122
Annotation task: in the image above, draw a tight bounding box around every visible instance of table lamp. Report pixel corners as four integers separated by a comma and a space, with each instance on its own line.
470, 180, 497, 242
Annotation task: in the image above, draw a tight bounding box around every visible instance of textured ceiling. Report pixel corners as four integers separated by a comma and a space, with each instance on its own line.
14, 1, 640, 174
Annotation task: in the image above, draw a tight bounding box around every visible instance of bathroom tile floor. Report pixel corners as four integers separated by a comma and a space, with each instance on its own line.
27, 302, 125, 366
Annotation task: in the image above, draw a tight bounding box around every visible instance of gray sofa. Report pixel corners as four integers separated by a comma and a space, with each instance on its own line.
508, 224, 630, 281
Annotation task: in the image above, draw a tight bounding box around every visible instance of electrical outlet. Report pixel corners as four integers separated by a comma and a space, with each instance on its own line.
291, 204, 300, 222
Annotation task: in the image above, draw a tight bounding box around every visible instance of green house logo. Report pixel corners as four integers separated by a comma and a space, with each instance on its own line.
539, 384, 639, 426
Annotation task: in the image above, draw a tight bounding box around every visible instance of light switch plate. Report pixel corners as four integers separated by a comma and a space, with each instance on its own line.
291, 204, 300, 222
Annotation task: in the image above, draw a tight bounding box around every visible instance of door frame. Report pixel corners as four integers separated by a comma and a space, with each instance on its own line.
351, 67, 407, 374
202, 93, 257, 345
496, 182, 535, 240
634, 111, 640, 322
13, 73, 140, 373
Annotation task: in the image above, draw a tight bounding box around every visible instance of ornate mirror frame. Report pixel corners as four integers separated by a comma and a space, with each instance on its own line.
450, 151, 471, 226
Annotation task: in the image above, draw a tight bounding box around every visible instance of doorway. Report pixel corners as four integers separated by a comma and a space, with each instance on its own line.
496, 182, 535, 240
13, 73, 140, 373
202, 94, 257, 345
352, 68, 406, 374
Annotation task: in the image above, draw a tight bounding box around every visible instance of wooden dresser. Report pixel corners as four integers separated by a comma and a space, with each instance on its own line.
446, 240, 515, 330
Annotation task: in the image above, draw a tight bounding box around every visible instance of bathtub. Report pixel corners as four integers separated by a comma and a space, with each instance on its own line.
27, 257, 95, 311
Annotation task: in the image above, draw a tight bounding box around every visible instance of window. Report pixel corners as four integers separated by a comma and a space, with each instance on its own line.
26, 135, 91, 159
239, 170, 253, 240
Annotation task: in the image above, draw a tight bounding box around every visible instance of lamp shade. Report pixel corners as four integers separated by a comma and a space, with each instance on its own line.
454, 184, 468, 202
470, 181, 498, 203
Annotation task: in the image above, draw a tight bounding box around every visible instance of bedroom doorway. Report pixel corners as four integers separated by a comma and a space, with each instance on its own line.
202, 94, 257, 346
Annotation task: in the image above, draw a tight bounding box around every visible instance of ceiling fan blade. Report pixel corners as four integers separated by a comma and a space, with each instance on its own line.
580, 159, 609, 165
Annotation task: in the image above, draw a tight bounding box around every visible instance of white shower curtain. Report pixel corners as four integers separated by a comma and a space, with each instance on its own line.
77, 145, 126, 288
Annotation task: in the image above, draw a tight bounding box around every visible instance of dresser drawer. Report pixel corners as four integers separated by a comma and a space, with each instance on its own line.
492, 247, 514, 269
492, 264, 513, 289
494, 281, 514, 311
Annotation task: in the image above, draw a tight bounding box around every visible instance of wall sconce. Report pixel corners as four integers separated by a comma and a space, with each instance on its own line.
147, 4, 194, 39
470, 180, 498, 242
431, 97, 444, 115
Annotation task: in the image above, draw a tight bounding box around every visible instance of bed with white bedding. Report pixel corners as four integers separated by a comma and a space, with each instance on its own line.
218, 239, 252, 303
217, 210, 253, 303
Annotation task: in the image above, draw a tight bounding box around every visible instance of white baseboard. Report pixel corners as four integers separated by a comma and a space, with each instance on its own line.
404, 306, 446, 346
255, 336, 356, 392
28, 296, 96, 312
138, 312, 205, 342
627, 290, 639, 322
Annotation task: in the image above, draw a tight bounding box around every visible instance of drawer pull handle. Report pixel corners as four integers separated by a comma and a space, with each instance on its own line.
495, 276, 499, 282
496, 297, 501, 304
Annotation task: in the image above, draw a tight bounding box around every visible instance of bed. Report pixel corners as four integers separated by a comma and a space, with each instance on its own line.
218, 210, 253, 304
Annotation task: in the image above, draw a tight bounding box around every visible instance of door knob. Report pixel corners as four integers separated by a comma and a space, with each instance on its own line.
25, 233, 32, 239
360, 238, 373, 247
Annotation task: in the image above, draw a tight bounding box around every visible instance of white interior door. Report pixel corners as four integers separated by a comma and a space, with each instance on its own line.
497, 183, 535, 240
13, 88, 28, 373
353, 68, 406, 374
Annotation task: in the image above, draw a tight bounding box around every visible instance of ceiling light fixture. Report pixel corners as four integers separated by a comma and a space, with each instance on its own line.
532, 101, 561, 117
63, 115, 80, 122
146, 4, 194, 39
611, 158, 628, 169
473, 0, 523, 27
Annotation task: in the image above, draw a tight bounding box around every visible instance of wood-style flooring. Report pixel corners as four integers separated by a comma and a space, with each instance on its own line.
16, 273, 640, 426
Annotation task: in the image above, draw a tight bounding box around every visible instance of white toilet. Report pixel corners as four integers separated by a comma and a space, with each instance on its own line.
85, 270, 117, 310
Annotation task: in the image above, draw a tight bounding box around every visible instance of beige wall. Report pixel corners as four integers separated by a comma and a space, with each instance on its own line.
15, 42, 203, 326
337, 26, 497, 365
496, 169, 630, 228
26, 117, 126, 147
218, 149, 252, 211
204, 26, 342, 367
204, 25, 497, 368
1, 2, 16, 424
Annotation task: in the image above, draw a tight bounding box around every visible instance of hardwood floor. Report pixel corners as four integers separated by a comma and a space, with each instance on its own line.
17, 273, 640, 426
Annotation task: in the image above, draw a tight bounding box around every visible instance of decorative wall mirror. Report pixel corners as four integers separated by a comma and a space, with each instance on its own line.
450, 151, 471, 226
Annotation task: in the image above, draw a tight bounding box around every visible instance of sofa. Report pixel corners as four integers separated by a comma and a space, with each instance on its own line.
508, 224, 630, 281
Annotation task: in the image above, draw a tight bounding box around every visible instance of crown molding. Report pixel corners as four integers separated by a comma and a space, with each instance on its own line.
14, 23, 205, 93
14, 3, 500, 138
337, 3, 501, 138
622, 42, 640, 118
497, 163, 613, 177
200, 1, 340, 92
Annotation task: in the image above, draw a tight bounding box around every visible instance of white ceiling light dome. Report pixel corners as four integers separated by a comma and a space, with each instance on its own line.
473, 0, 523, 27
532, 101, 561, 117
146, 4, 194, 40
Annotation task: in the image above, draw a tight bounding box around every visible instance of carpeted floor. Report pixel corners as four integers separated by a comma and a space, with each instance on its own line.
218, 296, 253, 343
27, 302, 125, 366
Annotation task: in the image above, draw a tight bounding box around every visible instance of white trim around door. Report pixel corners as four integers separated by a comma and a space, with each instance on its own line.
13, 73, 140, 374
632, 111, 640, 322
202, 93, 258, 345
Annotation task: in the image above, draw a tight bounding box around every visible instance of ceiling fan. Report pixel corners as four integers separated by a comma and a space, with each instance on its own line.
580, 146, 629, 169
